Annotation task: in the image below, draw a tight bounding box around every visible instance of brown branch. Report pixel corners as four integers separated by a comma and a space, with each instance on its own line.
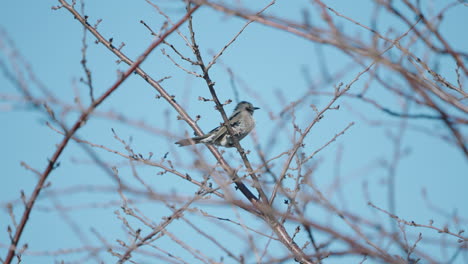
117, 196, 200, 264
2, 2, 200, 263
186, 2, 268, 204
185, 2, 316, 262
401, 0, 468, 75
369, 202, 468, 242
79, 1, 95, 103
55, 0, 260, 209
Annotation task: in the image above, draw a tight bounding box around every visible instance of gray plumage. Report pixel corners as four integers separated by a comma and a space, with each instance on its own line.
175, 101, 260, 147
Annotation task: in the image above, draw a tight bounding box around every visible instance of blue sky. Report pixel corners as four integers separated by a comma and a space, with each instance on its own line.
1, 1, 467, 263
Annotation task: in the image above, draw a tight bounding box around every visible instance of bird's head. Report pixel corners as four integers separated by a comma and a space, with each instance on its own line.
234, 101, 260, 114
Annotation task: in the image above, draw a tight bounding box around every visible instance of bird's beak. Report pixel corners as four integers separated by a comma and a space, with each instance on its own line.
253, 107, 260, 110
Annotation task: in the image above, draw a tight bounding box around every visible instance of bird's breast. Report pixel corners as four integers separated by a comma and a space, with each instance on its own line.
232, 112, 255, 136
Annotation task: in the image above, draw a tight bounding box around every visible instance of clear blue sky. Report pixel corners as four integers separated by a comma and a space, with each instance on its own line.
1, 1, 467, 263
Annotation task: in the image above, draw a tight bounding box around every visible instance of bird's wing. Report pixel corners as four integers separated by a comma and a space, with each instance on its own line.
204, 112, 242, 141
229, 112, 241, 125
207, 124, 222, 134
210, 125, 227, 141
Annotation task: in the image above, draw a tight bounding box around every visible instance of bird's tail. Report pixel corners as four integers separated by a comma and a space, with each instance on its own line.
175, 136, 203, 147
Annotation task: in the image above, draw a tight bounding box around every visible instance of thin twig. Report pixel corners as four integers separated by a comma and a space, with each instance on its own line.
2, 2, 200, 263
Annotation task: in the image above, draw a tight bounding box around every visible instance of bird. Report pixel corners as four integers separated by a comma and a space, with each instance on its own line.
175, 101, 260, 147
